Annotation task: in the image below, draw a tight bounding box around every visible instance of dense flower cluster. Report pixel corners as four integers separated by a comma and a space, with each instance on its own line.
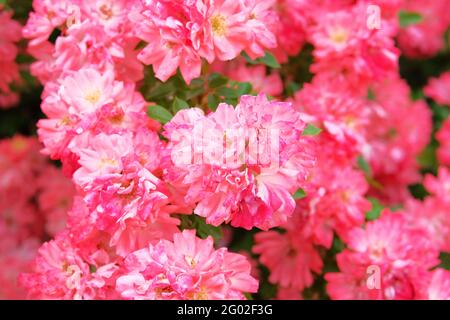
0, 0, 449, 300
133, 0, 278, 83
163, 93, 314, 230
0, 9, 22, 108
116, 230, 258, 299
397, 0, 450, 58
325, 209, 446, 299
0, 136, 74, 298
425, 71, 450, 166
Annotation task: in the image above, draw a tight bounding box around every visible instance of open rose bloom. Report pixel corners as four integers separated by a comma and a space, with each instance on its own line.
0, 0, 450, 300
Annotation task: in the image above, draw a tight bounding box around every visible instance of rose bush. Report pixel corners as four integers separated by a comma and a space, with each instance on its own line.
1, 0, 450, 300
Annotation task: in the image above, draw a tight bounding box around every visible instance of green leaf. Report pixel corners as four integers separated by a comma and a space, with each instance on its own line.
367, 88, 376, 101
235, 82, 252, 95
417, 144, 437, 170
258, 279, 278, 300
224, 97, 238, 106
408, 183, 429, 201
179, 214, 223, 243
208, 94, 220, 111
242, 52, 259, 65
216, 86, 240, 98
208, 73, 228, 88
147, 105, 173, 124
367, 176, 383, 190
302, 123, 322, 136
196, 222, 222, 243
89, 264, 97, 274
49, 28, 62, 44
431, 101, 450, 123
189, 78, 205, 88
242, 51, 281, 69
332, 236, 345, 253
183, 87, 204, 100
286, 82, 300, 97
357, 155, 372, 177
439, 252, 450, 270
135, 40, 147, 50
145, 82, 176, 100
172, 97, 189, 113
411, 89, 424, 101
398, 11, 423, 28
293, 188, 307, 200
244, 293, 254, 300
258, 51, 281, 69
366, 197, 384, 221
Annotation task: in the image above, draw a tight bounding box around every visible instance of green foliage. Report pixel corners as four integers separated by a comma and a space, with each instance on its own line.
254, 265, 278, 300
147, 105, 173, 124
207, 94, 220, 111
243, 292, 254, 300
242, 51, 281, 69
89, 264, 97, 274
357, 156, 385, 191
408, 183, 429, 201
417, 144, 438, 172
400, 51, 450, 91
366, 197, 384, 221
367, 88, 376, 101
331, 236, 345, 254
285, 81, 300, 97
178, 214, 223, 244
439, 252, 450, 270
208, 73, 228, 88
293, 188, 307, 200
140, 67, 255, 120
2, 1, 450, 302
6, 0, 33, 21
215, 81, 253, 106
141, 68, 205, 106
302, 123, 322, 136
229, 229, 257, 252
398, 11, 423, 28
357, 156, 372, 177
172, 97, 189, 113
281, 43, 314, 90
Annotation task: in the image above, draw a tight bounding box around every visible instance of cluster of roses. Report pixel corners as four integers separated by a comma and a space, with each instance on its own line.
0, 8, 22, 108
0, 135, 74, 298
326, 167, 450, 300
19, 0, 274, 299
250, 0, 449, 300
426, 71, 450, 166
397, 0, 450, 58
0, 0, 448, 300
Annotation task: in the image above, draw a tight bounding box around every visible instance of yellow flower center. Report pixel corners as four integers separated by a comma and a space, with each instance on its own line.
59, 116, 72, 126
187, 287, 209, 300
329, 28, 349, 44
211, 14, 227, 37
340, 190, 351, 203
184, 255, 197, 268
85, 89, 102, 104
344, 115, 357, 129
99, 158, 118, 168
